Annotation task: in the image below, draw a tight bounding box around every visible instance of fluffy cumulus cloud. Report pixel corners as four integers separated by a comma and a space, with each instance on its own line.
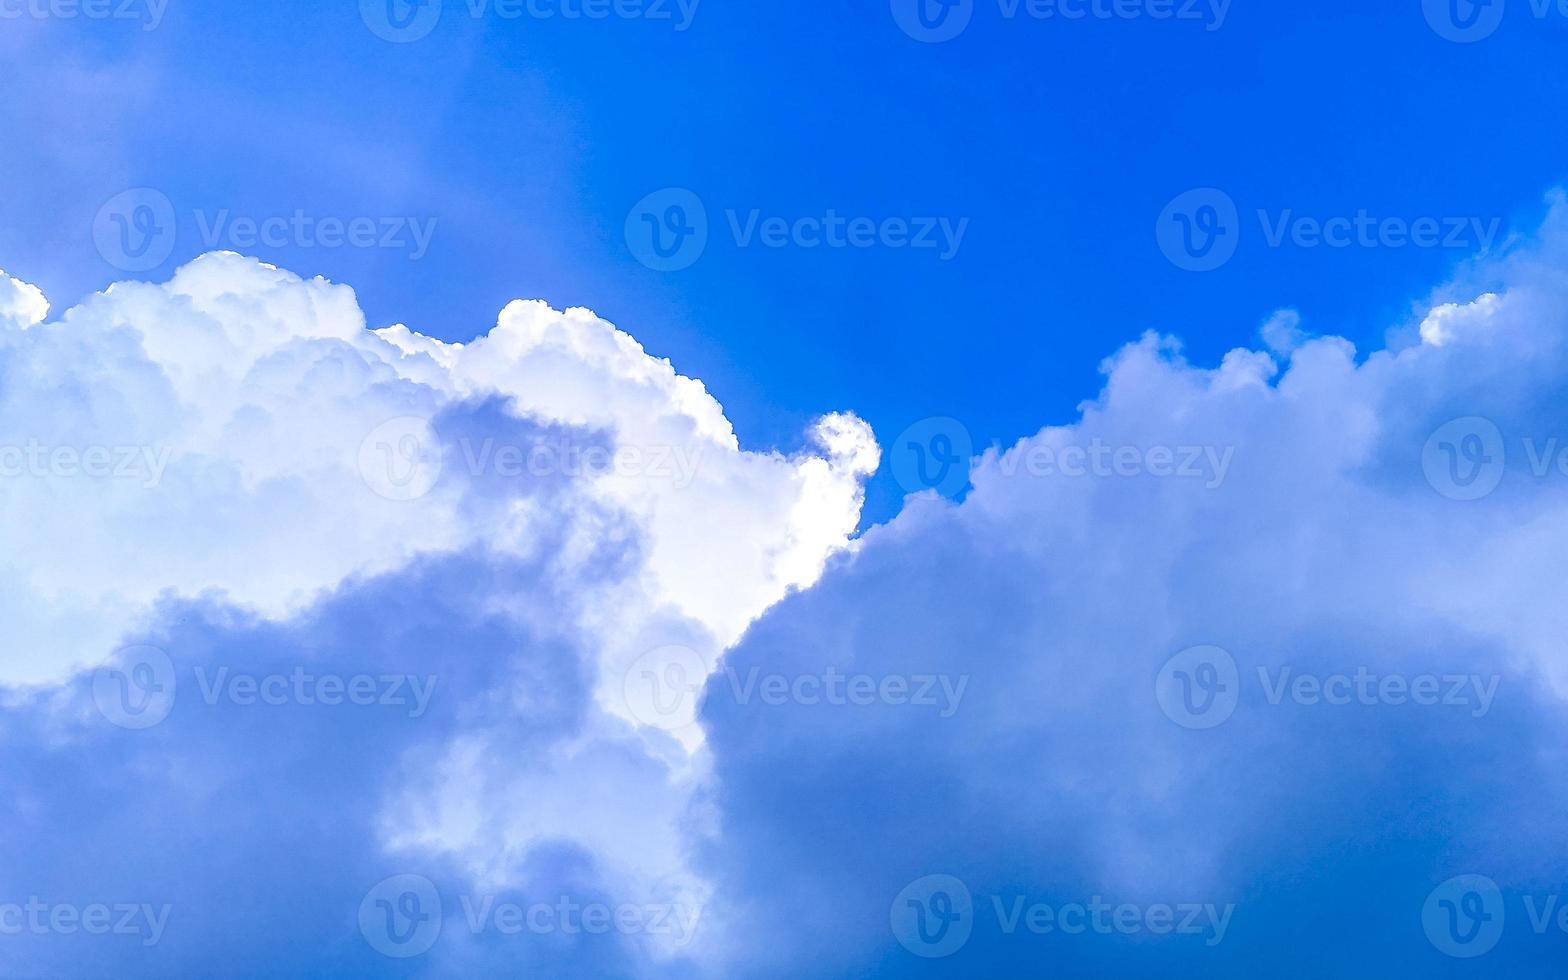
0, 253, 874, 976
698, 197, 1568, 976
0, 267, 48, 327
7, 193, 1568, 976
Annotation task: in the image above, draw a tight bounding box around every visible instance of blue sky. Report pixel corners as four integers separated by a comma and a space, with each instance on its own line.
8, 2, 1568, 977
8, 1, 1568, 522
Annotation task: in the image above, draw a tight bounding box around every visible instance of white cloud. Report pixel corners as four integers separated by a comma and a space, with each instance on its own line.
0, 268, 48, 326
694, 196, 1568, 976
0, 253, 877, 972
0, 252, 874, 692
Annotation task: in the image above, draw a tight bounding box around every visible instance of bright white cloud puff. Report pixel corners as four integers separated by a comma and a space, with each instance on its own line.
6, 196, 1568, 976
